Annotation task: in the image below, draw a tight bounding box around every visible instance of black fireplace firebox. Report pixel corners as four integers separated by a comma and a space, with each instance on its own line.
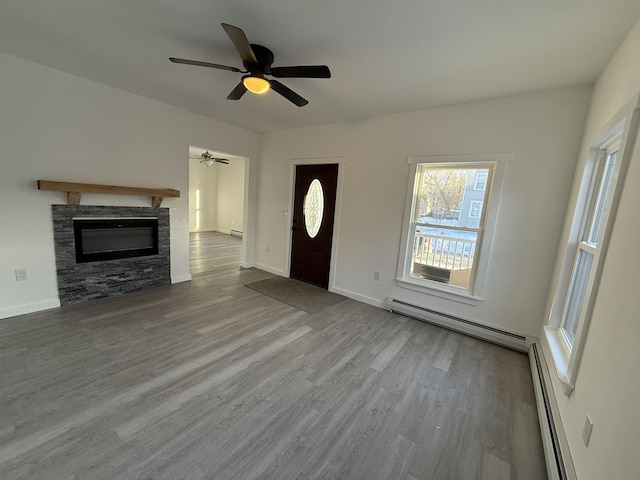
73, 218, 159, 263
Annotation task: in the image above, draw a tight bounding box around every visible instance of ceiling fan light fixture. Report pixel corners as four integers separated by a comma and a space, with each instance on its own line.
171, 24, 329, 106
200, 151, 215, 166
243, 75, 270, 94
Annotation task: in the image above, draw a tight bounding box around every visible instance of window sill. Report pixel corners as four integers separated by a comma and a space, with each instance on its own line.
542, 326, 575, 396
395, 277, 483, 306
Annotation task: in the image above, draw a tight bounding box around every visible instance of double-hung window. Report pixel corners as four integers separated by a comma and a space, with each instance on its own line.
560, 143, 618, 349
544, 97, 638, 395
397, 154, 507, 303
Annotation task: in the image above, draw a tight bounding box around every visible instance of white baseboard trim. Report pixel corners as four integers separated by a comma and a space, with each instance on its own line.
529, 341, 577, 480
387, 297, 529, 352
0, 298, 61, 320
330, 287, 387, 309
253, 263, 286, 276
171, 274, 192, 284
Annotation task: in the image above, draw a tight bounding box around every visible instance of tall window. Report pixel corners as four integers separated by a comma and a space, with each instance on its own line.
560, 143, 618, 349
543, 120, 633, 395
402, 162, 493, 292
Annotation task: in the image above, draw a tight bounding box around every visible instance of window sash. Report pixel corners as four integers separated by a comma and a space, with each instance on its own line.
406, 162, 493, 294
585, 149, 617, 246
560, 247, 594, 348
413, 222, 482, 234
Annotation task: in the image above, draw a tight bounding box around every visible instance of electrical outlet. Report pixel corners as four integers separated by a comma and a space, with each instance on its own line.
15, 269, 27, 281
373, 271, 380, 281
266, 246, 270, 253
582, 415, 594, 447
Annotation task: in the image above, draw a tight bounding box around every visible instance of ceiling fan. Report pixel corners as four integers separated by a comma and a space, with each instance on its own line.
170, 23, 331, 107
190, 151, 230, 166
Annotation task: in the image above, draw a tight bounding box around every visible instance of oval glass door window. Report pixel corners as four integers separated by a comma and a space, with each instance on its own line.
303, 179, 324, 238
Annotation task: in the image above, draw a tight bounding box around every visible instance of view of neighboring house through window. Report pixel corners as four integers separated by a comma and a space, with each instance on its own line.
407, 164, 493, 291
474, 171, 488, 190
469, 200, 483, 219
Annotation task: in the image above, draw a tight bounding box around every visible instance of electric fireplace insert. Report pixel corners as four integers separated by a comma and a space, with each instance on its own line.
73, 218, 159, 263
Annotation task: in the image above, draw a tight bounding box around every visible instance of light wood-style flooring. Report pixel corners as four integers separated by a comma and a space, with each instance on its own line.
0, 232, 547, 479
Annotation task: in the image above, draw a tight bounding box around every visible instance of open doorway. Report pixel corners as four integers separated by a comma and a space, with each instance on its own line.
188, 146, 247, 274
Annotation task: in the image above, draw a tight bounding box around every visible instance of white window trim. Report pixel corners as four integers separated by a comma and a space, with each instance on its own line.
396, 153, 510, 304
543, 94, 640, 396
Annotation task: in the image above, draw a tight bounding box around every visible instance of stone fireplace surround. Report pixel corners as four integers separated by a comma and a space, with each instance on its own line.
52, 205, 170, 305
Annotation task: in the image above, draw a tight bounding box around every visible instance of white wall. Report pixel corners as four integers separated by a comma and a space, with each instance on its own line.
256, 87, 592, 337
189, 160, 218, 232
188, 157, 245, 234
0, 52, 260, 319
216, 158, 245, 235
541, 18, 640, 480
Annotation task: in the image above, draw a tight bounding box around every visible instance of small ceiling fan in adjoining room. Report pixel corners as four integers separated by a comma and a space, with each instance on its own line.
170, 23, 331, 107
190, 150, 230, 166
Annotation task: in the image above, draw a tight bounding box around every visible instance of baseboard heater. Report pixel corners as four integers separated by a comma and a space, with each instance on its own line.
388, 298, 576, 479
230, 229, 243, 238
387, 298, 529, 352
529, 342, 577, 480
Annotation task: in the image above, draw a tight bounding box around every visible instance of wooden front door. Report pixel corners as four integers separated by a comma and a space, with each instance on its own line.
290, 164, 339, 289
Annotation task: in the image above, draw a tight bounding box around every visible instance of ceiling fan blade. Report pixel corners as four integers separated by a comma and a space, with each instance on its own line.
227, 81, 247, 100
221, 23, 257, 65
215, 159, 230, 164
269, 65, 331, 78
270, 80, 308, 107
169, 57, 243, 73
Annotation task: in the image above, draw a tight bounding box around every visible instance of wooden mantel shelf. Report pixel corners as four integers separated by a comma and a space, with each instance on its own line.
37, 180, 180, 207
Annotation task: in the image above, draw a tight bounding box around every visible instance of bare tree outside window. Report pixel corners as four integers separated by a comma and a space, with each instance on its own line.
419, 169, 467, 221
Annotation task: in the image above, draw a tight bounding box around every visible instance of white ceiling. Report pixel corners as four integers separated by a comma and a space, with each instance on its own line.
2, 1, 639, 133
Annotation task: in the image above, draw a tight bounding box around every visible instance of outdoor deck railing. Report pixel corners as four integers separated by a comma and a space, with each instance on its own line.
413, 232, 476, 270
